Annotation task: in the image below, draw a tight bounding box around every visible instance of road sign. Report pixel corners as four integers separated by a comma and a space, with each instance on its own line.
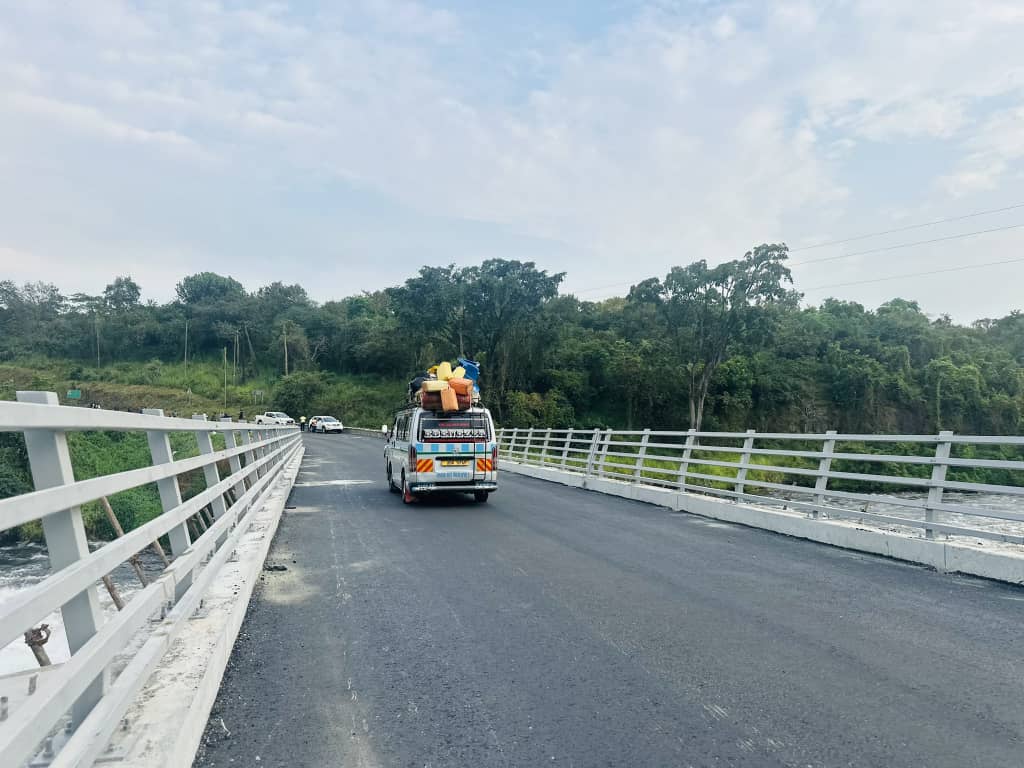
67, 389, 82, 400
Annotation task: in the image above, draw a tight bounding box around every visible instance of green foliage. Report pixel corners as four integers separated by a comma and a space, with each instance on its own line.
504, 390, 575, 428
1, 256, 1023, 542
273, 372, 328, 419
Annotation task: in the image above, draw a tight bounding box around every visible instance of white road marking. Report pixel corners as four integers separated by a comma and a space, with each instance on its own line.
294, 479, 373, 487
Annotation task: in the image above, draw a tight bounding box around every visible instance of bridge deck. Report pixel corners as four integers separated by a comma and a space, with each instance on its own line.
194, 433, 1024, 768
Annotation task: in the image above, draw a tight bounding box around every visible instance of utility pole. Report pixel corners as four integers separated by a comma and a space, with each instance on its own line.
283, 321, 289, 376
94, 313, 100, 368
233, 330, 239, 385
223, 346, 228, 409
184, 318, 189, 385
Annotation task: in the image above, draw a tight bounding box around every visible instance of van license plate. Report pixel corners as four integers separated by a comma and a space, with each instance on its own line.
440, 459, 470, 467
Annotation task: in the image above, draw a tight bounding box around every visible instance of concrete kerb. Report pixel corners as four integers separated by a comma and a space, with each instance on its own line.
501, 460, 1024, 586
108, 445, 305, 768
347, 427, 387, 439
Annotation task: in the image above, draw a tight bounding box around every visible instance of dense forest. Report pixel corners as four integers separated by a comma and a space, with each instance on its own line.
2, 246, 1024, 436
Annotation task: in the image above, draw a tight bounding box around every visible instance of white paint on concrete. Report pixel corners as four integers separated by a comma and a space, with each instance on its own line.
104, 447, 305, 768
501, 461, 1024, 586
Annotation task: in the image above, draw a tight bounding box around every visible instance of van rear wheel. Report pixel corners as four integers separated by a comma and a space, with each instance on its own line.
402, 472, 416, 504
474, 491, 489, 503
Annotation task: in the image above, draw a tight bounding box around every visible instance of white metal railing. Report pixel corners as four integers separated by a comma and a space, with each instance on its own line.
0, 392, 302, 768
496, 427, 1024, 544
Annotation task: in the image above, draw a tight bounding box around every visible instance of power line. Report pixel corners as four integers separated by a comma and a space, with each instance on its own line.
804, 256, 1024, 292
789, 222, 1024, 267
572, 217, 1024, 297
790, 201, 1024, 251
575, 279, 636, 296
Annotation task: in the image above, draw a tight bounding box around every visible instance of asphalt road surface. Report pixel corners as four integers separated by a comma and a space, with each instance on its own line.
194, 433, 1024, 768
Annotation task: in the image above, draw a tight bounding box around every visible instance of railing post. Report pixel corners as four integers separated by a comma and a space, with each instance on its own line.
585, 429, 601, 477
194, 415, 228, 522
596, 429, 612, 477
253, 428, 268, 477
733, 429, 756, 498
238, 424, 258, 479
17, 391, 105, 727
812, 430, 837, 519
509, 428, 520, 461
633, 428, 651, 483
925, 431, 953, 539
561, 428, 574, 469
524, 427, 535, 462
143, 408, 192, 599
678, 429, 696, 491
221, 418, 250, 495
540, 428, 552, 467
264, 429, 279, 472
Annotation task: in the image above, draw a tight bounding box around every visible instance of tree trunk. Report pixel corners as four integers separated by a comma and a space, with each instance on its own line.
695, 391, 707, 433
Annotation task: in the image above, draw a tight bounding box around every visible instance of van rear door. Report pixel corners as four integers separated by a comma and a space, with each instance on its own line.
417, 412, 490, 484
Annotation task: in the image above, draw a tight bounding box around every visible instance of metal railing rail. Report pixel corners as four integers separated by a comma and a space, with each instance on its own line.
496, 427, 1024, 545
0, 392, 302, 768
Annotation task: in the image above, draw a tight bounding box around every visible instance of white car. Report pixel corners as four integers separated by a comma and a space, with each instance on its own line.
254, 411, 295, 426
313, 415, 344, 433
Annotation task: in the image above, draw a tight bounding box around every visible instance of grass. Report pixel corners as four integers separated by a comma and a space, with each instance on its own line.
0, 354, 407, 544
0, 358, 273, 417
8, 428, 231, 544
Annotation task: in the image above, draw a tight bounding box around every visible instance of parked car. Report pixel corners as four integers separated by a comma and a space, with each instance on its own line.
313, 415, 344, 433
254, 411, 295, 426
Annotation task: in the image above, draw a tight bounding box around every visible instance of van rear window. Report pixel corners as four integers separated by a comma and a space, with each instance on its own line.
419, 414, 489, 441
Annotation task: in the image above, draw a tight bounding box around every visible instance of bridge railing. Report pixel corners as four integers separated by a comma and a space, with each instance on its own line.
496, 427, 1024, 544
0, 392, 302, 768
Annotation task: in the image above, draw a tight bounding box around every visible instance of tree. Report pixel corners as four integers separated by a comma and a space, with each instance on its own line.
628, 244, 794, 431
273, 372, 327, 419
103, 276, 142, 311
175, 273, 245, 305
174, 273, 248, 359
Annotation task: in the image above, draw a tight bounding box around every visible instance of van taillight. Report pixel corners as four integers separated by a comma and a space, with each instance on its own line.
409, 444, 417, 462
491, 444, 498, 469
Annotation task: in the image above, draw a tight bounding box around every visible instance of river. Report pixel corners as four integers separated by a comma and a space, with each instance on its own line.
0, 542, 166, 677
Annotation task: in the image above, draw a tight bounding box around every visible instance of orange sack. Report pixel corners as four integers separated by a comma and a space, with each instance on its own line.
440, 386, 459, 412
448, 377, 472, 396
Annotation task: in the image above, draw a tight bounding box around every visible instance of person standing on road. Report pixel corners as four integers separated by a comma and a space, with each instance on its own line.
300, 415, 307, 432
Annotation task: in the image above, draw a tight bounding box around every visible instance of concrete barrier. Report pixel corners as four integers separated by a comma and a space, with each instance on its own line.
501, 460, 1024, 586
101, 446, 305, 767
347, 427, 387, 439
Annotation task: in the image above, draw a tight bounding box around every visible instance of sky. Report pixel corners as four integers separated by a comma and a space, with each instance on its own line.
1, 0, 1023, 322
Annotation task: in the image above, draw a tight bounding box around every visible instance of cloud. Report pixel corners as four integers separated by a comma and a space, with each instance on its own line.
0, 0, 1022, 320
711, 14, 736, 40
3, 92, 200, 151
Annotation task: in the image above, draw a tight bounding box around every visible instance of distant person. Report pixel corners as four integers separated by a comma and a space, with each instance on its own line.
300, 416, 307, 432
